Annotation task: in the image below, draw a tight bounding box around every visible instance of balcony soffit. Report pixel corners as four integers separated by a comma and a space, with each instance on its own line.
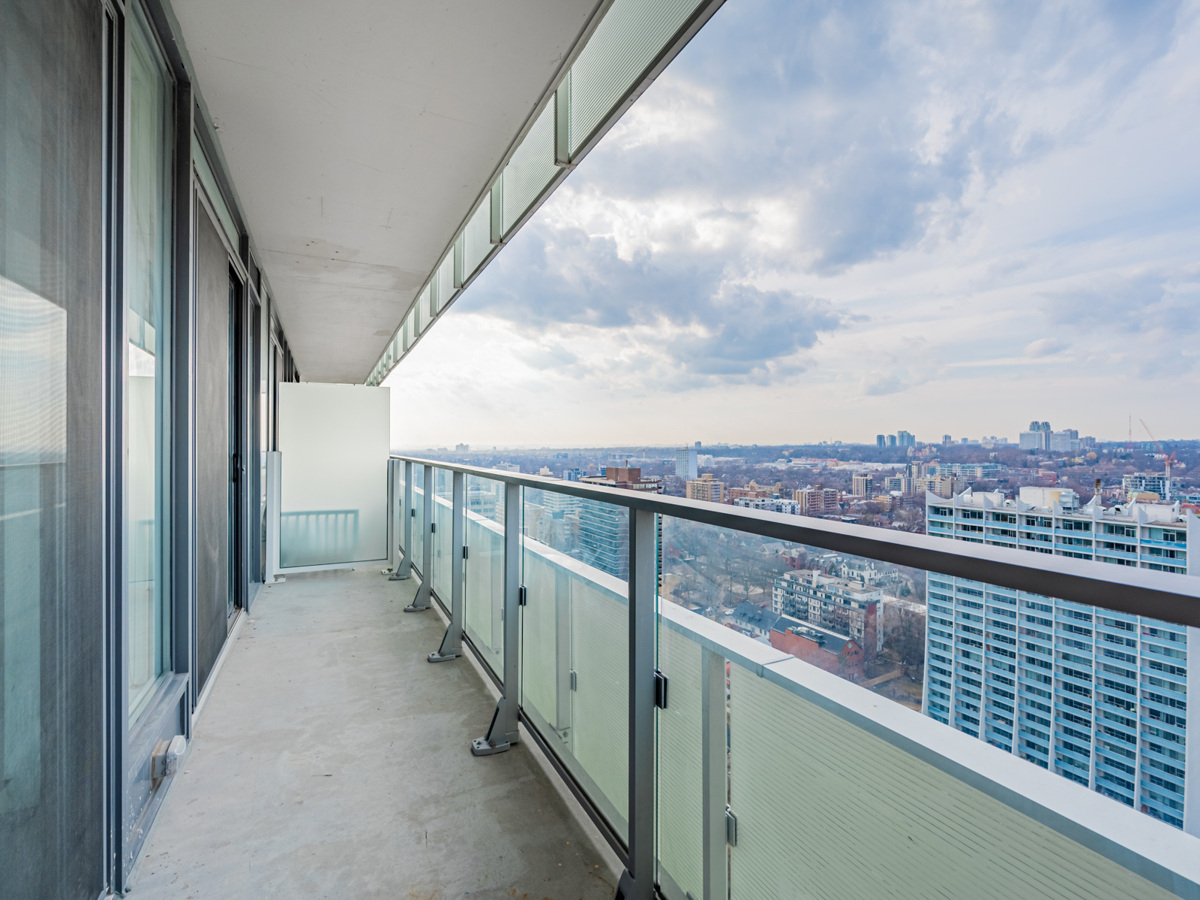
171, 0, 602, 382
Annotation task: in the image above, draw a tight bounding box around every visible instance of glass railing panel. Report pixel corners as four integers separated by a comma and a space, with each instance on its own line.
395, 464, 407, 554
655, 621, 706, 900
431, 467, 453, 608
649, 513, 1200, 899
520, 485, 631, 840
410, 464, 425, 578
725, 652, 1188, 899
464, 475, 505, 677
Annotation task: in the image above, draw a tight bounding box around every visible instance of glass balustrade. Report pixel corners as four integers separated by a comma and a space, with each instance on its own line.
386, 457, 1200, 900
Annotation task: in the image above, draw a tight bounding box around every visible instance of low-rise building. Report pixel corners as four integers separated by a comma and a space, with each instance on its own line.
769, 616, 866, 681
772, 569, 883, 655
794, 487, 840, 516
728, 601, 780, 638
727, 480, 780, 503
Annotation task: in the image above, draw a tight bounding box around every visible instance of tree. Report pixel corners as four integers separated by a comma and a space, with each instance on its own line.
884, 607, 926, 671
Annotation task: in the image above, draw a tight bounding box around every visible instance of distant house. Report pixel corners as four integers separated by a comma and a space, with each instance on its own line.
728, 601, 780, 638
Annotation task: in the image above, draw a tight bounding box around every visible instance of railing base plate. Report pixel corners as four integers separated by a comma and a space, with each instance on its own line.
403, 602, 430, 613
427, 650, 460, 663
471, 736, 513, 756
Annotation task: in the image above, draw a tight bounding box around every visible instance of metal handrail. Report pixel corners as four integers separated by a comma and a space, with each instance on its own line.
392, 455, 1200, 627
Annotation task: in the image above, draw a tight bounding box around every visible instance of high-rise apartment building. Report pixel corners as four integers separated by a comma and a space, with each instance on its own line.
686, 473, 725, 503
578, 467, 663, 579
675, 445, 699, 480
924, 486, 1200, 832
852, 474, 874, 497
876, 434, 887, 448
897, 430, 916, 448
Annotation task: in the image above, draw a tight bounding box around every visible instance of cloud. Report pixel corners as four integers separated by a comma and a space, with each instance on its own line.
462, 223, 850, 384
1042, 270, 1200, 336
1024, 337, 1066, 358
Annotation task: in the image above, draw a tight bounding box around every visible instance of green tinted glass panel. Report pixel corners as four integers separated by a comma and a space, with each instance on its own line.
569, 0, 702, 154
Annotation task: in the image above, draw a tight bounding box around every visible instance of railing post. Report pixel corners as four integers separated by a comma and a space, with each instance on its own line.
383, 458, 399, 575
429, 470, 465, 662
405, 464, 435, 612
701, 646, 728, 900
391, 460, 413, 580
264, 451, 284, 584
472, 481, 522, 756
615, 507, 656, 900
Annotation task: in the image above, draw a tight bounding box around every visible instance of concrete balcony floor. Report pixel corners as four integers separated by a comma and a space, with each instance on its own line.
134, 568, 619, 899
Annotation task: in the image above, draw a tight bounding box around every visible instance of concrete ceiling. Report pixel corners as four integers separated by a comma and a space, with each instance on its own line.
172, 0, 602, 382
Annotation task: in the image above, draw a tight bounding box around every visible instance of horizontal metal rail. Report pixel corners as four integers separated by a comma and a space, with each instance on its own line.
394, 455, 1200, 628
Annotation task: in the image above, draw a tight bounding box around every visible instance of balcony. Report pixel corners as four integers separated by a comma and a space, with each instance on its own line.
128, 451, 1200, 899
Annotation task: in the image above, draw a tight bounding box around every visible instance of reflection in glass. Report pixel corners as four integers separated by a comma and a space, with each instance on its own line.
0, 276, 66, 813
127, 6, 172, 720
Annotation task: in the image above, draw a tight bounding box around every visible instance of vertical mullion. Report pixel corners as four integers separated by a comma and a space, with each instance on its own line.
701, 645, 728, 900
620, 506, 656, 899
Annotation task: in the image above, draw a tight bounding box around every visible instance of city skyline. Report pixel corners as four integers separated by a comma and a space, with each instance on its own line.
386, 0, 1200, 449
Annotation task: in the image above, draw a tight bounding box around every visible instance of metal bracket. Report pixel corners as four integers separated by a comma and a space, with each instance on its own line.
518, 585, 527, 607
654, 670, 669, 710
463, 545, 469, 560
725, 806, 738, 847
569, 669, 577, 692
430, 522, 436, 534
471, 699, 519, 756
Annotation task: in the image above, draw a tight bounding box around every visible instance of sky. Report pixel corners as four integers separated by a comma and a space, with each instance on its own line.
388, 0, 1200, 449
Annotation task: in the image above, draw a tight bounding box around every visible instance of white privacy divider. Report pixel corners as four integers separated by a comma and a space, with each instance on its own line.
266, 383, 390, 579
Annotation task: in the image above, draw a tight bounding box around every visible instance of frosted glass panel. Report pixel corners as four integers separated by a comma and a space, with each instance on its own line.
520, 486, 630, 840
277, 383, 389, 567
464, 476, 504, 677
436, 253, 455, 313
461, 197, 491, 280
502, 102, 556, 233
569, 0, 702, 154
414, 287, 429, 335
410, 465, 425, 576
656, 625, 704, 900
431, 469, 453, 607
727, 662, 1180, 900
570, 574, 629, 834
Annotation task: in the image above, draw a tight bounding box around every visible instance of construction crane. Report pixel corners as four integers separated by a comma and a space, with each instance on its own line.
1139, 419, 1176, 500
